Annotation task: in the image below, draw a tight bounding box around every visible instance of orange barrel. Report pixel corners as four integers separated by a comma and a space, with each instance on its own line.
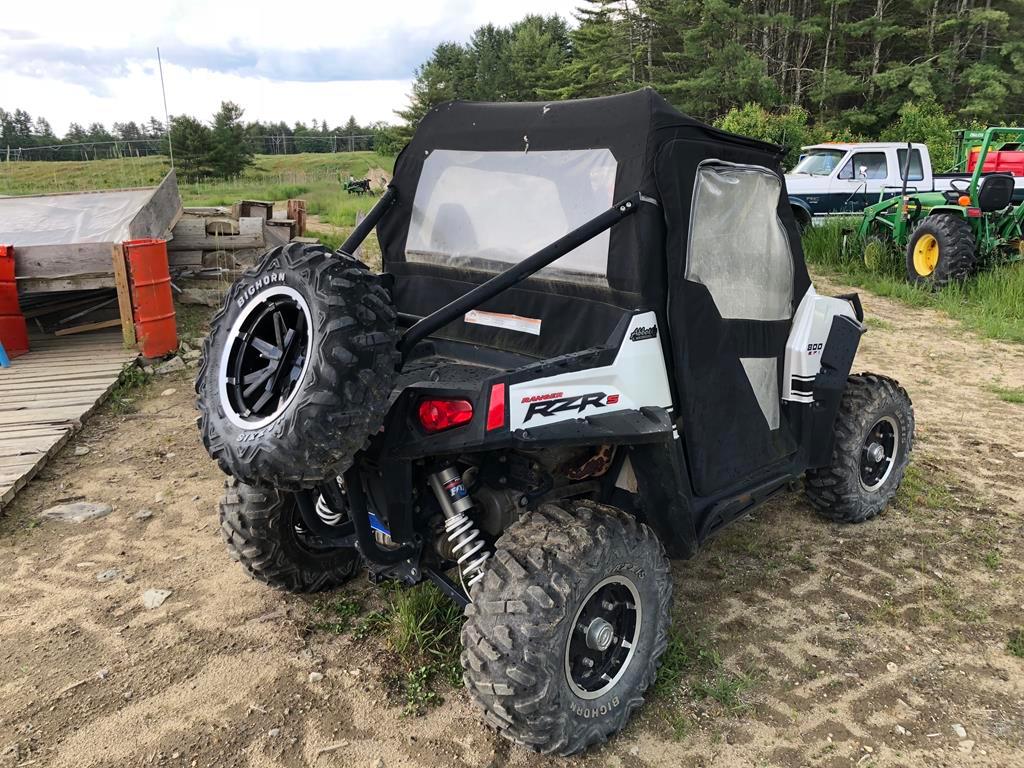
124, 238, 178, 358
0, 245, 29, 358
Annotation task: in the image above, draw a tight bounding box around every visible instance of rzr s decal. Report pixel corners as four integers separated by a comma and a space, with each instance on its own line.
523, 391, 620, 422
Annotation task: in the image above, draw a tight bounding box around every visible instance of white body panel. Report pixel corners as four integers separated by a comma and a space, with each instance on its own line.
508, 312, 673, 430
783, 286, 859, 403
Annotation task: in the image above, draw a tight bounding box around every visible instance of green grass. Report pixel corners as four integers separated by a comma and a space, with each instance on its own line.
802, 218, 1024, 344
0, 152, 393, 198
308, 582, 462, 716
989, 384, 1024, 404
1009, 628, 1024, 658
311, 596, 364, 634
653, 626, 755, 719
108, 363, 151, 414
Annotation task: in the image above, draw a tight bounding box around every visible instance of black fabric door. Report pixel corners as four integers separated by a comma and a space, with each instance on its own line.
656, 140, 806, 497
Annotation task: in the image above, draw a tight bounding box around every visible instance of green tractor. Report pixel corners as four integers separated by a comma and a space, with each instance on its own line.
858, 127, 1024, 287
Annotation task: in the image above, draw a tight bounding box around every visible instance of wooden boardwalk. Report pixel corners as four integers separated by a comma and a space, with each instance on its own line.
0, 331, 138, 511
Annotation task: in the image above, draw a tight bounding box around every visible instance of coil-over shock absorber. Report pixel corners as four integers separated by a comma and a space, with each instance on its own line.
428, 465, 491, 591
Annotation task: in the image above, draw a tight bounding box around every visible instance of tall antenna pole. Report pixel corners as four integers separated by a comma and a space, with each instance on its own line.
157, 46, 174, 170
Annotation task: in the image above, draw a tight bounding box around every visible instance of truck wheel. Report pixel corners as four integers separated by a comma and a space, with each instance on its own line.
905, 214, 975, 287
197, 243, 399, 490
462, 500, 672, 756
805, 374, 914, 524
220, 478, 360, 592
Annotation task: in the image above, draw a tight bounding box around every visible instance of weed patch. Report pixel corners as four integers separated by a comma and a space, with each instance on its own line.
654, 626, 755, 709
308, 582, 463, 716
311, 596, 363, 634
109, 364, 151, 414
802, 219, 1024, 344
989, 385, 1024, 404
1008, 628, 1024, 658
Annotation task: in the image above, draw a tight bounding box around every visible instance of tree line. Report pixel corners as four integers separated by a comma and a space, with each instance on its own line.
397, 0, 1024, 166
0, 103, 386, 171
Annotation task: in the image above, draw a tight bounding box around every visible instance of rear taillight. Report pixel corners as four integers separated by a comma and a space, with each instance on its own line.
966, 207, 982, 218
417, 399, 474, 433
486, 383, 506, 431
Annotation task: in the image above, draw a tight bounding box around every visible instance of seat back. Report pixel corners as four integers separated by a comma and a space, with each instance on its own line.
978, 173, 1015, 212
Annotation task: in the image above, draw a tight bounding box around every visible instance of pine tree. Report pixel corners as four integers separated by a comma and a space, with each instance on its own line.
209, 101, 253, 178
168, 115, 213, 181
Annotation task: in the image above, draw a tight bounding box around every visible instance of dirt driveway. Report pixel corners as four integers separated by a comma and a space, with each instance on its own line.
2, 277, 1023, 768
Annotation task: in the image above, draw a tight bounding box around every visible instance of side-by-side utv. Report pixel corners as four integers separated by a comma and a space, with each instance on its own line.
196, 89, 914, 755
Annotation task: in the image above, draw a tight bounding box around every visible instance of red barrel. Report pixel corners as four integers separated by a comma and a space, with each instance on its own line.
0, 245, 29, 358
124, 239, 178, 358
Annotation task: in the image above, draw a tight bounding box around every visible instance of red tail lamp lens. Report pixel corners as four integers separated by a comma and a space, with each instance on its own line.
418, 399, 473, 433
486, 383, 506, 431
966, 207, 982, 218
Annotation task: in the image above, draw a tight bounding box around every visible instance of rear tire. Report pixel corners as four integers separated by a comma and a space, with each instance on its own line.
905, 214, 975, 287
805, 374, 914, 523
220, 478, 360, 592
196, 243, 400, 490
462, 500, 672, 756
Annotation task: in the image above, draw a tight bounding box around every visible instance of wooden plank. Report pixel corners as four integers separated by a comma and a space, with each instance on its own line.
0, 455, 40, 469
0, 330, 133, 511
0, 396, 105, 410
12, 242, 114, 279
1, 365, 129, 381
0, 380, 119, 395
167, 216, 264, 251
54, 318, 122, 337
169, 250, 204, 267
128, 170, 182, 240
0, 440, 56, 457
111, 243, 137, 347
16, 275, 116, 293
0, 408, 91, 426
22, 294, 117, 319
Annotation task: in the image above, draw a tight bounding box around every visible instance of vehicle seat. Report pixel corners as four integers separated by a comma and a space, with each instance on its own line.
978, 173, 1015, 212
942, 186, 967, 205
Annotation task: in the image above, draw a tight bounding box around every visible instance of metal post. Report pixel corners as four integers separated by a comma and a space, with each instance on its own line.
157, 47, 174, 170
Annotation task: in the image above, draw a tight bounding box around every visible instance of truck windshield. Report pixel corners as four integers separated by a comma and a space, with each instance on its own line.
791, 149, 845, 176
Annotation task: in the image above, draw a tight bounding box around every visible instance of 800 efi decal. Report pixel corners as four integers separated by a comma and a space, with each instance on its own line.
523, 391, 620, 422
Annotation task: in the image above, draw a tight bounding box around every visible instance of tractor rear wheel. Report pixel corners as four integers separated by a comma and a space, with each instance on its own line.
905, 214, 975, 287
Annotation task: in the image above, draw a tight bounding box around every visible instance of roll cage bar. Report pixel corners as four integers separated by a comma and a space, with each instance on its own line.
331, 186, 649, 568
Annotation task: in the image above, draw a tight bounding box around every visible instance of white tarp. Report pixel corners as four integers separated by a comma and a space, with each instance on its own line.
0, 189, 155, 247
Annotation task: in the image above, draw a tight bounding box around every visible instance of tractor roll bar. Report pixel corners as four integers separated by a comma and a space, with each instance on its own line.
399, 191, 645, 359
337, 185, 398, 258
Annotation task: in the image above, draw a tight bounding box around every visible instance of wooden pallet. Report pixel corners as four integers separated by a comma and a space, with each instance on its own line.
0, 331, 138, 511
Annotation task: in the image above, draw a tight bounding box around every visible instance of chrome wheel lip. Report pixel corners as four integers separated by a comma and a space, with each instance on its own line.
860, 415, 899, 492
564, 574, 642, 701
218, 286, 313, 431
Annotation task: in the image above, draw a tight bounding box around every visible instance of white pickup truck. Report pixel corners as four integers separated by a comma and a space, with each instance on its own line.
785, 141, 1024, 227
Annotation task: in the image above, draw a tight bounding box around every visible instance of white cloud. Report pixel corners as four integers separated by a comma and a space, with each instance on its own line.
0, 0, 581, 135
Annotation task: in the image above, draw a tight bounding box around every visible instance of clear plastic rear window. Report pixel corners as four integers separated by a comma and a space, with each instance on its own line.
406, 149, 617, 282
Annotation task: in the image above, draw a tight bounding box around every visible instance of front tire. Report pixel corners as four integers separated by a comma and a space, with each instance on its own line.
805, 374, 914, 523
220, 478, 361, 592
905, 214, 976, 287
462, 501, 672, 756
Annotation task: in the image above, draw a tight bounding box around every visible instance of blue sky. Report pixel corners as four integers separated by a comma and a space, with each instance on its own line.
0, 0, 581, 134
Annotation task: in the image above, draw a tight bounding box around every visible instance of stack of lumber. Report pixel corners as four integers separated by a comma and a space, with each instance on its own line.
18, 288, 122, 337
168, 200, 310, 280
